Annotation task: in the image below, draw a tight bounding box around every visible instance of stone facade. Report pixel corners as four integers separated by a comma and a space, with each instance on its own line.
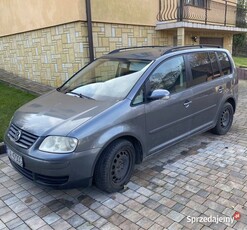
0, 22, 89, 87
93, 23, 168, 58
0, 22, 169, 87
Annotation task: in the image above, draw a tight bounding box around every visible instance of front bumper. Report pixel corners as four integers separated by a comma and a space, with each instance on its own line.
4, 136, 101, 189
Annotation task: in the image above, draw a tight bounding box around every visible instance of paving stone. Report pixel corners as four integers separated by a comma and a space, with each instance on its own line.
1, 211, 18, 223
148, 223, 164, 230
67, 214, 85, 228
119, 219, 140, 230
166, 210, 185, 222
57, 207, 75, 220
135, 195, 149, 204
43, 212, 61, 225
159, 197, 176, 208
155, 204, 171, 216
25, 215, 46, 230
136, 187, 154, 197
101, 222, 121, 230
154, 215, 173, 228
81, 210, 100, 223
71, 203, 89, 215
103, 199, 119, 209
5, 217, 23, 229
168, 222, 183, 229
110, 193, 129, 204
93, 217, 108, 229
112, 204, 127, 214
186, 200, 208, 213
94, 205, 113, 218
122, 208, 142, 222
136, 217, 154, 229
50, 219, 72, 230
108, 213, 126, 226
125, 199, 144, 212
143, 199, 160, 209
138, 207, 160, 221
37, 225, 54, 230
203, 200, 226, 213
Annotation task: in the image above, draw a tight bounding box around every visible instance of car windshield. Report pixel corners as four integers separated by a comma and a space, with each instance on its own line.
59, 58, 152, 101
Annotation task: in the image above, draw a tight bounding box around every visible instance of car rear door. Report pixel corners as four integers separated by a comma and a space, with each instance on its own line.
185, 51, 224, 134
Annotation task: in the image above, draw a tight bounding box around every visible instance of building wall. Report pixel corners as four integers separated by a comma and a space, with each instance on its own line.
0, 22, 169, 87
0, 0, 86, 37
92, 0, 159, 26
0, 0, 159, 37
184, 31, 233, 51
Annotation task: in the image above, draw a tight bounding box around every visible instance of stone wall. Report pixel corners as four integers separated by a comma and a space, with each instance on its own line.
0, 22, 169, 87
0, 22, 89, 87
93, 23, 169, 58
237, 68, 247, 80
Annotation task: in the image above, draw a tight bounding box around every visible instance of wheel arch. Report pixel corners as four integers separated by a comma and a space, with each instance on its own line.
92, 135, 144, 179
226, 97, 236, 113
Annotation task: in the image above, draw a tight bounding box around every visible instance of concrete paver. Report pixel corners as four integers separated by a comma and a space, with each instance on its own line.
0, 80, 247, 229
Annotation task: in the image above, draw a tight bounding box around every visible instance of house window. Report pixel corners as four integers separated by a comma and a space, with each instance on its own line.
185, 0, 210, 8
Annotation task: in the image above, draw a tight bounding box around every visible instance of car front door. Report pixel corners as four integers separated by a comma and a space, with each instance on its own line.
144, 55, 193, 155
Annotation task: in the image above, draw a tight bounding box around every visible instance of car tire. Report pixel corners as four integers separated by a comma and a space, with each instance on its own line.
94, 139, 135, 193
211, 102, 234, 135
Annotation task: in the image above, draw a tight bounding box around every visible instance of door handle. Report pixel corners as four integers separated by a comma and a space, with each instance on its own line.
184, 100, 192, 108
218, 86, 224, 94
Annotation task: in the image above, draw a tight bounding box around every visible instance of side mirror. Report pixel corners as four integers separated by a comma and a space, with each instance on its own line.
148, 89, 170, 100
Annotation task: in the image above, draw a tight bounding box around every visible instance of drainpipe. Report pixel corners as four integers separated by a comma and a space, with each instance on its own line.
86, 0, 94, 62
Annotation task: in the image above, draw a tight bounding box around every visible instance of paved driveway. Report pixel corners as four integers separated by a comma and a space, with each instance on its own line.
1, 81, 247, 230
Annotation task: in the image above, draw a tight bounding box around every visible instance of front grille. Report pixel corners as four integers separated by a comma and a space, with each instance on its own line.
10, 160, 69, 186
8, 124, 38, 149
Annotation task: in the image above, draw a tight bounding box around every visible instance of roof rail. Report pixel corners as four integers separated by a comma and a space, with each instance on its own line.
163, 44, 222, 55
108, 46, 168, 54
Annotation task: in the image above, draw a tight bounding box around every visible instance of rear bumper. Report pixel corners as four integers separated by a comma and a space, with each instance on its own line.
5, 138, 101, 189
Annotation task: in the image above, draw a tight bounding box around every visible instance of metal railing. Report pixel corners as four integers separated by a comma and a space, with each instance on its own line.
157, 0, 247, 27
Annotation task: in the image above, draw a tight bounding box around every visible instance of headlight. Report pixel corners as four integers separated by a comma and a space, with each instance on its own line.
39, 136, 78, 153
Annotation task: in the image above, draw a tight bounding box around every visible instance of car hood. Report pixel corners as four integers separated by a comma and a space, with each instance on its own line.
12, 90, 117, 136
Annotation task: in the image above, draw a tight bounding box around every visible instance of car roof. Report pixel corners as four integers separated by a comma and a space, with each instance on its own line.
101, 45, 223, 61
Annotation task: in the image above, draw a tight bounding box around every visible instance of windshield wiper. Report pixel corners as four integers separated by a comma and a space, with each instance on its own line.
66, 91, 95, 100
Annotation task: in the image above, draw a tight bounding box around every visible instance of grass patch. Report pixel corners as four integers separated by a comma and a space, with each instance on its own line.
233, 56, 247, 68
0, 82, 37, 142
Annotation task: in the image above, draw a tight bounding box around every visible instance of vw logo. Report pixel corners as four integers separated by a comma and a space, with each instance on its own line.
13, 130, 22, 142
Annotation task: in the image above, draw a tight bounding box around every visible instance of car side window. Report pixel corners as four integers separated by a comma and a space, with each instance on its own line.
217, 52, 232, 75
209, 52, 221, 79
187, 52, 213, 86
148, 56, 186, 94
132, 88, 144, 105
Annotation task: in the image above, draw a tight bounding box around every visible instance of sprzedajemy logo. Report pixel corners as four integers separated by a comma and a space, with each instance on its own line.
187, 214, 237, 224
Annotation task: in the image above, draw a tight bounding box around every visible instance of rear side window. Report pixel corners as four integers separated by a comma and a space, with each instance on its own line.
209, 52, 221, 79
186, 52, 213, 86
217, 52, 232, 75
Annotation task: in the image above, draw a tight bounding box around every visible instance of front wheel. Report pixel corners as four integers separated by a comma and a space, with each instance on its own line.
94, 139, 135, 193
211, 102, 234, 135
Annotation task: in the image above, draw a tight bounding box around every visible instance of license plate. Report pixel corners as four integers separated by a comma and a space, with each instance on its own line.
7, 148, 23, 168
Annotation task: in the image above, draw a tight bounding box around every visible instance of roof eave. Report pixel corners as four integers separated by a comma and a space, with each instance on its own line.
156, 21, 247, 33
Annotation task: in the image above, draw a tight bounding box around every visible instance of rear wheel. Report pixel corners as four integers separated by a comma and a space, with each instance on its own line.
94, 139, 135, 193
211, 102, 233, 135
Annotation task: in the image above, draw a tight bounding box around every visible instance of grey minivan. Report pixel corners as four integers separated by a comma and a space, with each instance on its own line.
4, 46, 238, 193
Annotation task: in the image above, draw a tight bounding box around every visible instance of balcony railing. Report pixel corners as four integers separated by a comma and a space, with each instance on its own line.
157, 0, 246, 27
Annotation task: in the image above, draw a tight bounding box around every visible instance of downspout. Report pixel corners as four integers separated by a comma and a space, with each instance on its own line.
86, 0, 94, 62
